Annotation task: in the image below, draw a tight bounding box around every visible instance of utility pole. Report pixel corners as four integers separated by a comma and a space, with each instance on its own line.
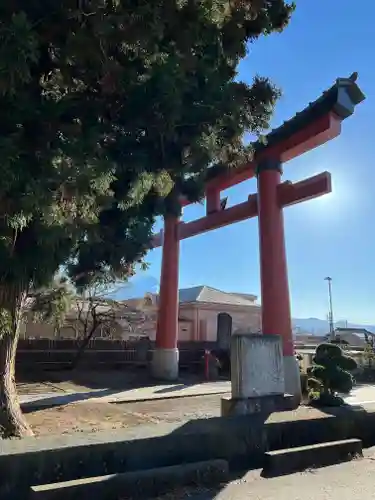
324, 276, 335, 341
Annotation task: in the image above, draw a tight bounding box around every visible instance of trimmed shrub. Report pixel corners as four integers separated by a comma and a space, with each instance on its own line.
308, 343, 357, 407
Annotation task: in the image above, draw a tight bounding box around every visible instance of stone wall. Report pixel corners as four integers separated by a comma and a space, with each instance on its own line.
2, 407, 375, 500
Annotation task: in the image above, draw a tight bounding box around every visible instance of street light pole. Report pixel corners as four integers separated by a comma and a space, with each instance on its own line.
324, 276, 334, 341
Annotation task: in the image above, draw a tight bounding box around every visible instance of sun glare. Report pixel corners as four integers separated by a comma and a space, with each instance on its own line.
299, 165, 356, 218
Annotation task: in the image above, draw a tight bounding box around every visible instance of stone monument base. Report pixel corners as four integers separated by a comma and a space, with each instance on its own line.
221, 394, 294, 417
283, 354, 302, 407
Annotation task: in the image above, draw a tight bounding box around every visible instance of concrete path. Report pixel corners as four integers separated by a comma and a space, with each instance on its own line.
20, 381, 231, 409
341, 384, 375, 406
164, 449, 375, 499
19, 381, 375, 411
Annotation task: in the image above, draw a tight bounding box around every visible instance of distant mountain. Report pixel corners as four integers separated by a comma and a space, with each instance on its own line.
292, 317, 375, 335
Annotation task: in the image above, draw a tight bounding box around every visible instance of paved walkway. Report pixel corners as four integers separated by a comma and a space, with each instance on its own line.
19, 381, 375, 410
172, 449, 375, 499
342, 384, 375, 405
20, 381, 231, 409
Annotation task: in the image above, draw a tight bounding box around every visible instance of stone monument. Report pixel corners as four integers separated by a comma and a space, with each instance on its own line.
221, 333, 292, 416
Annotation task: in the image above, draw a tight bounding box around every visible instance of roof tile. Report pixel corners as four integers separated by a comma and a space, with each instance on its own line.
179, 285, 259, 307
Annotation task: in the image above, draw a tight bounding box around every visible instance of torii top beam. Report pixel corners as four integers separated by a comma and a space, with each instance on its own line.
183, 75, 365, 202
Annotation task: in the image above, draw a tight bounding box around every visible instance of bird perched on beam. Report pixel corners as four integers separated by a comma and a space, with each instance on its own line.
220, 197, 228, 210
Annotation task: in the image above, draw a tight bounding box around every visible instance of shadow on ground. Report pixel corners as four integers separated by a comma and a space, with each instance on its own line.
21, 388, 118, 413
17, 366, 211, 393
149, 473, 247, 500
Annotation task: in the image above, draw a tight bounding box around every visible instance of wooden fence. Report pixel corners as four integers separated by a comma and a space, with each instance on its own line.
16, 339, 219, 370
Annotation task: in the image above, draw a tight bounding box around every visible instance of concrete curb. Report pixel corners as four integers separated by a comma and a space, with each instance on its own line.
262, 438, 363, 477
110, 389, 230, 405
30, 459, 229, 500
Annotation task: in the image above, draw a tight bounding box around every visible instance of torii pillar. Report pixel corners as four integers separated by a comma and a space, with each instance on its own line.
257, 158, 300, 402
151, 215, 180, 380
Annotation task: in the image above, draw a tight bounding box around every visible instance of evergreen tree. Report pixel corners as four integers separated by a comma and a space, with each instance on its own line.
308, 343, 357, 406
0, 1, 294, 437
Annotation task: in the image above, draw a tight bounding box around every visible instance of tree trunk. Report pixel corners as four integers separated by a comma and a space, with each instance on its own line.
70, 323, 98, 370
0, 284, 33, 438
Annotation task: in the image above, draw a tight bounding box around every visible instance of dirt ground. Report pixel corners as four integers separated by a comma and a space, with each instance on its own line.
24, 394, 331, 438
15, 369, 330, 438
25, 395, 224, 436
15, 368, 224, 436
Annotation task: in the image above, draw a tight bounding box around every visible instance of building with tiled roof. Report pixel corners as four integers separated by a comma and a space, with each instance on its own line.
178, 285, 258, 307
125, 285, 261, 345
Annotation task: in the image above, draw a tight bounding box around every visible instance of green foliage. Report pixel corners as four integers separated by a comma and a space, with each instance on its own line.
0, 0, 295, 436
29, 275, 75, 329
308, 343, 357, 407
0, 0, 295, 299
363, 338, 375, 367
360, 337, 375, 382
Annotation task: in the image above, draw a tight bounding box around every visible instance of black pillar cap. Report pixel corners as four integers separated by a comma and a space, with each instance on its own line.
255, 158, 283, 176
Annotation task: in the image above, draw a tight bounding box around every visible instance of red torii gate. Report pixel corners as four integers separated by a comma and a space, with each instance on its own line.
150, 76, 365, 398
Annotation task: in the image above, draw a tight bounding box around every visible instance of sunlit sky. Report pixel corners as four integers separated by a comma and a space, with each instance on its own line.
136, 0, 375, 324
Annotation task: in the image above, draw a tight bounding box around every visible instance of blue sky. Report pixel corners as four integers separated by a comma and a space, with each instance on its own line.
132, 0, 375, 323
